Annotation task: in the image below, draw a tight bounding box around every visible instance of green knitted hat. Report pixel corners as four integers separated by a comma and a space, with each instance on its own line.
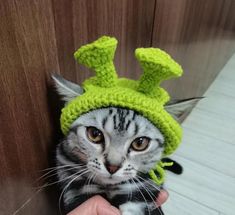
60, 36, 183, 184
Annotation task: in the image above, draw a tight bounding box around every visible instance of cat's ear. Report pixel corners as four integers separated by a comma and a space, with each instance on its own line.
165, 97, 203, 122
51, 74, 84, 102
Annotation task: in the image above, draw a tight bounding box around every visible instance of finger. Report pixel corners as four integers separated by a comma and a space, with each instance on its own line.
156, 190, 169, 207
67, 195, 120, 215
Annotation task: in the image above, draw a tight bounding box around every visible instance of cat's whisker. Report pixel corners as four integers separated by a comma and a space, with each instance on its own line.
35, 165, 84, 183
12, 185, 46, 215
12, 167, 85, 215
84, 174, 91, 195
126, 181, 130, 200
58, 169, 91, 215
135, 177, 164, 215
133, 168, 150, 177
135, 177, 156, 203
87, 172, 96, 194
88, 172, 97, 196
36, 168, 87, 190
136, 174, 161, 192
92, 172, 97, 185
38, 164, 78, 172
131, 178, 151, 215
127, 180, 133, 201
14, 168, 88, 215
136, 176, 163, 214
85, 172, 94, 195
136, 176, 164, 215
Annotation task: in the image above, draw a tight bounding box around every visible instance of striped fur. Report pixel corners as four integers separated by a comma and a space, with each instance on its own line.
56, 107, 165, 215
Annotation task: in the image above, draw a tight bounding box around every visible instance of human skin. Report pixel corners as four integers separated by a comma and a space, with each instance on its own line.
68, 190, 169, 215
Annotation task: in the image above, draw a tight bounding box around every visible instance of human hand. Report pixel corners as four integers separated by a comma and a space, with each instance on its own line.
67, 189, 169, 215
156, 189, 169, 207
67, 195, 120, 215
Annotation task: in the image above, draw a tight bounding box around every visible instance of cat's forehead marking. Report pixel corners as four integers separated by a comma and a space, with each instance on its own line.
113, 108, 132, 133
101, 107, 159, 140
102, 108, 139, 136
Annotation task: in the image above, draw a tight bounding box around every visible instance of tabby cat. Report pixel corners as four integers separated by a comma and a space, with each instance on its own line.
53, 74, 199, 215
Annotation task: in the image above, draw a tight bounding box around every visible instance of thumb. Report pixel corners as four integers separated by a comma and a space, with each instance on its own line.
67, 195, 121, 215
156, 190, 169, 207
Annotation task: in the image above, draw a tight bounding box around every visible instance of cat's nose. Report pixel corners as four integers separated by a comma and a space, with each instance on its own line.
104, 162, 121, 174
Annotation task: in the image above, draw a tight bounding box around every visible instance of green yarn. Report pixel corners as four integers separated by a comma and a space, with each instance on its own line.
136, 48, 183, 97
149, 161, 174, 185
60, 36, 184, 184
74, 36, 118, 87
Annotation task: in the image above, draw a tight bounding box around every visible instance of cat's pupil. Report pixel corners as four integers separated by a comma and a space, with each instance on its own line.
92, 129, 100, 137
136, 138, 143, 146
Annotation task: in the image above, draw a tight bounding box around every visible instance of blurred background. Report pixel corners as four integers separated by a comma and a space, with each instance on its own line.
0, 0, 235, 214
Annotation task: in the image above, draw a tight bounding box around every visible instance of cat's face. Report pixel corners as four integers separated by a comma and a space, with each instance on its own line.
63, 107, 164, 185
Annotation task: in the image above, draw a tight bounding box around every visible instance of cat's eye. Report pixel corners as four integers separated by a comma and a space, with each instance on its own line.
86, 127, 104, 144
131, 137, 150, 151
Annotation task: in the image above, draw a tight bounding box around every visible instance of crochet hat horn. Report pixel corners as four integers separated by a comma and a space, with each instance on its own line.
61, 36, 183, 157
136, 48, 182, 103
74, 36, 118, 87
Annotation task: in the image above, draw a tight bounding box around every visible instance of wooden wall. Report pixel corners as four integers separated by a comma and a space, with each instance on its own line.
0, 0, 235, 214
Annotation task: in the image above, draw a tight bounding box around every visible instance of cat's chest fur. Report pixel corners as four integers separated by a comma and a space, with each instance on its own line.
60, 172, 163, 215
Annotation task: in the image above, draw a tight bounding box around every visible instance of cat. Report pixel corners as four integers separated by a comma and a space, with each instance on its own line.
52, 74, 200, 215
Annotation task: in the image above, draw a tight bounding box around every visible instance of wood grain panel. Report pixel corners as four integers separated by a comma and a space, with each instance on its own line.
152, 0, 235, 98
0, 0, 59, 214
